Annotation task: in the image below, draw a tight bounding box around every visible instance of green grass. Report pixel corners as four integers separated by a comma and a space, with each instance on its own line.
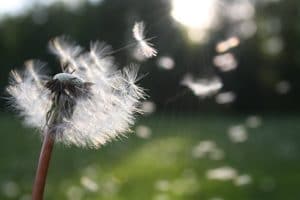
0, 114, 300, 200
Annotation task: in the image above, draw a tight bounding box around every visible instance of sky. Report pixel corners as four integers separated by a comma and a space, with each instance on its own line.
0, 0, 102, 17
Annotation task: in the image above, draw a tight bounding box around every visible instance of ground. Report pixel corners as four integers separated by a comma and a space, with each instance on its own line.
0, 113, 299, 200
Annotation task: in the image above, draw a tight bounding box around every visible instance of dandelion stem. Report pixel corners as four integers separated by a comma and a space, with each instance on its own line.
32, 131, 55, 200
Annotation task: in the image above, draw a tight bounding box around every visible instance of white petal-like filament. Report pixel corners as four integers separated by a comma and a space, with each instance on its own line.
132, 21, 157, 58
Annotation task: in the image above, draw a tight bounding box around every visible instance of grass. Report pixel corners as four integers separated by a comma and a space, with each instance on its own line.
0, 113, 300, 200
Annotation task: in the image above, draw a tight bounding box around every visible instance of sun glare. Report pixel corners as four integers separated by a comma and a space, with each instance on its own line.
171, 0, 218, 43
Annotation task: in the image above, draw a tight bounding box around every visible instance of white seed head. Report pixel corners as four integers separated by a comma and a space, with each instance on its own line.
7, 36, 147, 148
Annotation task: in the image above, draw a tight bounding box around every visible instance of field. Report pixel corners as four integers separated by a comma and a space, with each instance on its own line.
0, 114, 299, 200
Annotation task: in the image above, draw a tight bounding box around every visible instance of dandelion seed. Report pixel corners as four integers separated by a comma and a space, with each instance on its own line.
101, 179, 120, 196
215, 91, 236, 104
49, 36, 83, 72
181, 74, 223, 98
135, 125, 152, 139
228, 125, 248, 143
225, 1, 255, 22
8, 36, 146, 148
133, 21, 157, 58
206, 166, 238, 181
157, 56, 175, 70
213, 53, 238, 72
234, 174, 252, 186
171, 175, 199, 195
209, 197, 224, 200
235, 20, 257, 39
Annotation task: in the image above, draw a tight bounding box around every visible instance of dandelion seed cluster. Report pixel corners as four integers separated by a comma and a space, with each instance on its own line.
7, 36, 147, 148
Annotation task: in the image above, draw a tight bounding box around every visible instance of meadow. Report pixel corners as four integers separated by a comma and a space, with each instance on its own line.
0, 113, 299, 200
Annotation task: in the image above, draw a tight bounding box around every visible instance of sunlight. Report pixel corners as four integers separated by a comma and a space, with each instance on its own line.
171, 0, 218, 43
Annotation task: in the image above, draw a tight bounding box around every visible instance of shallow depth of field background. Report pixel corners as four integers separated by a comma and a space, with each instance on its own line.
0, 0, 300, 200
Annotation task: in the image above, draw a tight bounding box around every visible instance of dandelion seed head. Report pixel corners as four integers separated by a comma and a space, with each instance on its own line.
1, 181, 20, 198
133, 21, 146, 42
7, 36, 147, 148
191, 140, 216, 158
7, 62, 51, 128
209, 197, 224, 200
140, 101, 156, 115
216, 36, 240, 53
19, 194, 31, 200
66, 186, 84, 200
209, 148, 225, 161
80, 176, 99, 192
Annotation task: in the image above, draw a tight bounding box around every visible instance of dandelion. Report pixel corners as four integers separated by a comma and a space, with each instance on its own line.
135, 125, 152, 139
245, 115, 262, 128
132, 21, 157, 58
157, 56, 175, 70
6, 36, 147, 199
216, 36, 240, 53
234, 174, 252, 186
275, 80, 291, 95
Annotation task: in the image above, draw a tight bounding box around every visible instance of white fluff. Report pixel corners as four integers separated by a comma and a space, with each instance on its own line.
181, 74, 223, 98
132, 21, 157, 58
7, 37, 146, 148
7, 61, 51, 128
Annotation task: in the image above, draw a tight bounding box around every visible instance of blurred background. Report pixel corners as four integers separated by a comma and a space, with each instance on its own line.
0, 0, 300, 199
